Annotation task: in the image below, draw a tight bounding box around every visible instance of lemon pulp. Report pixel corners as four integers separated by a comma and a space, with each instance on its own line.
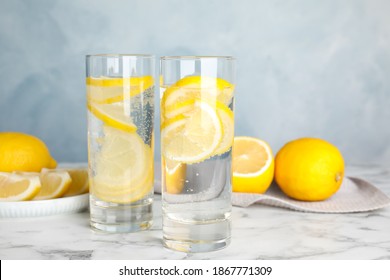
232, 137, 275, 194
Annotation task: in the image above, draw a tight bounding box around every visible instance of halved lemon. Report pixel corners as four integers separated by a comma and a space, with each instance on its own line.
62, 168, 89, 197
86, 76, 154, 104
163, 158, 187, 194
232, 136, 274, 194
162, 76, 234, 110
0, 172, 41, 201
91, 126, 153, 204
88, 102, 137, 133
161, 100, 223, 164
33, 169, 72, 200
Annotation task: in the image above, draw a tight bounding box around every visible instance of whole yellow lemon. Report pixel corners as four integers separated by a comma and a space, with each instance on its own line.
274, 138, 344, 201
0, 132, 57, 172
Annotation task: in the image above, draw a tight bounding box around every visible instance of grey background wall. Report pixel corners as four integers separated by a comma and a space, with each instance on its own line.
1, 0, 389, 164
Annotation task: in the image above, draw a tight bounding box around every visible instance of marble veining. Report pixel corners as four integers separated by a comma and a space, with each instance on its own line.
0, 165, 389, 260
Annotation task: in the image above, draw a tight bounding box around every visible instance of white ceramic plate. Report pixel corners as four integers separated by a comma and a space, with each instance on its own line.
0, 194, 89, 218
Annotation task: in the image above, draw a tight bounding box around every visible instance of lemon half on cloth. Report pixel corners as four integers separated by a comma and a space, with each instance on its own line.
232, 136, 275, 194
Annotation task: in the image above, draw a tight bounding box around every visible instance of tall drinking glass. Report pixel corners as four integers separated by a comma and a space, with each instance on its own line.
86, 54, 154, 233
160, 56, 235, 252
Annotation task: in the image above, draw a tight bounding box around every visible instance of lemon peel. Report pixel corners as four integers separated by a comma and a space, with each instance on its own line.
232, 137, 274, 194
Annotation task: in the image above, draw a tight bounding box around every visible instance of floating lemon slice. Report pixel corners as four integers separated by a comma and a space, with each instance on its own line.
232, 136, 274, 194
163, 158, 187, 194
161, 100, 223, 164
88, 102, 137, 133
91, 126, 153, 204
164, 99, 234, 156
33, 169, 72, 200
0, 172, 41, 201
161, 76, 234, 111
214, 102, 234, 155
164, 99, 196, 119
87, 76, 154, 104
93, 165, 153, 204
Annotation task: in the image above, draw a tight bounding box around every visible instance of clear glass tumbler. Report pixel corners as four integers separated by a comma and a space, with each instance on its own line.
86, 54, 154, 233
160, 56, 235, 252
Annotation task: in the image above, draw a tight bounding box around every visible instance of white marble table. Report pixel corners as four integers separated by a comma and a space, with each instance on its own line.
1, 165, 389, 260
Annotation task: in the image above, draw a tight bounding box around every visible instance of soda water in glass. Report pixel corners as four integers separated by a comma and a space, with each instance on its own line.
160, 56, 235, 252
86, 54, 154, 233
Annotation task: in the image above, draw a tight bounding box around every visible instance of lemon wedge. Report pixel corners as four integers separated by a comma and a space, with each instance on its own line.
87, 76, 154, 104
161, 99, 223, 164
33, 169, 72, 200
62, 168, 89, 197
0, 172, 41, 201
88, 102, 137, 133
91, 126, 153, 204
232, 137, 274, 194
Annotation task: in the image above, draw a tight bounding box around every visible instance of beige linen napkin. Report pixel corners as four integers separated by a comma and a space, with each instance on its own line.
154, 163, 390, 213
231, 177, 390, 213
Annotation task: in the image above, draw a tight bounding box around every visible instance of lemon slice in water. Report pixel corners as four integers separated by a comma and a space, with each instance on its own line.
164, 98, 234, 156
92, 126, 152, 204
161, 99, 223, 164
88, 102, 137, 133
87, 76, 154, 104
163, 158, 187, 194
213, 102, 234, 155
161, 76, 234, 112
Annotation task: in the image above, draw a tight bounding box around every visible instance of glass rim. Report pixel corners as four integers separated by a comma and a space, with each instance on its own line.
160, 55, 235, 61
86, 54, 154, 59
